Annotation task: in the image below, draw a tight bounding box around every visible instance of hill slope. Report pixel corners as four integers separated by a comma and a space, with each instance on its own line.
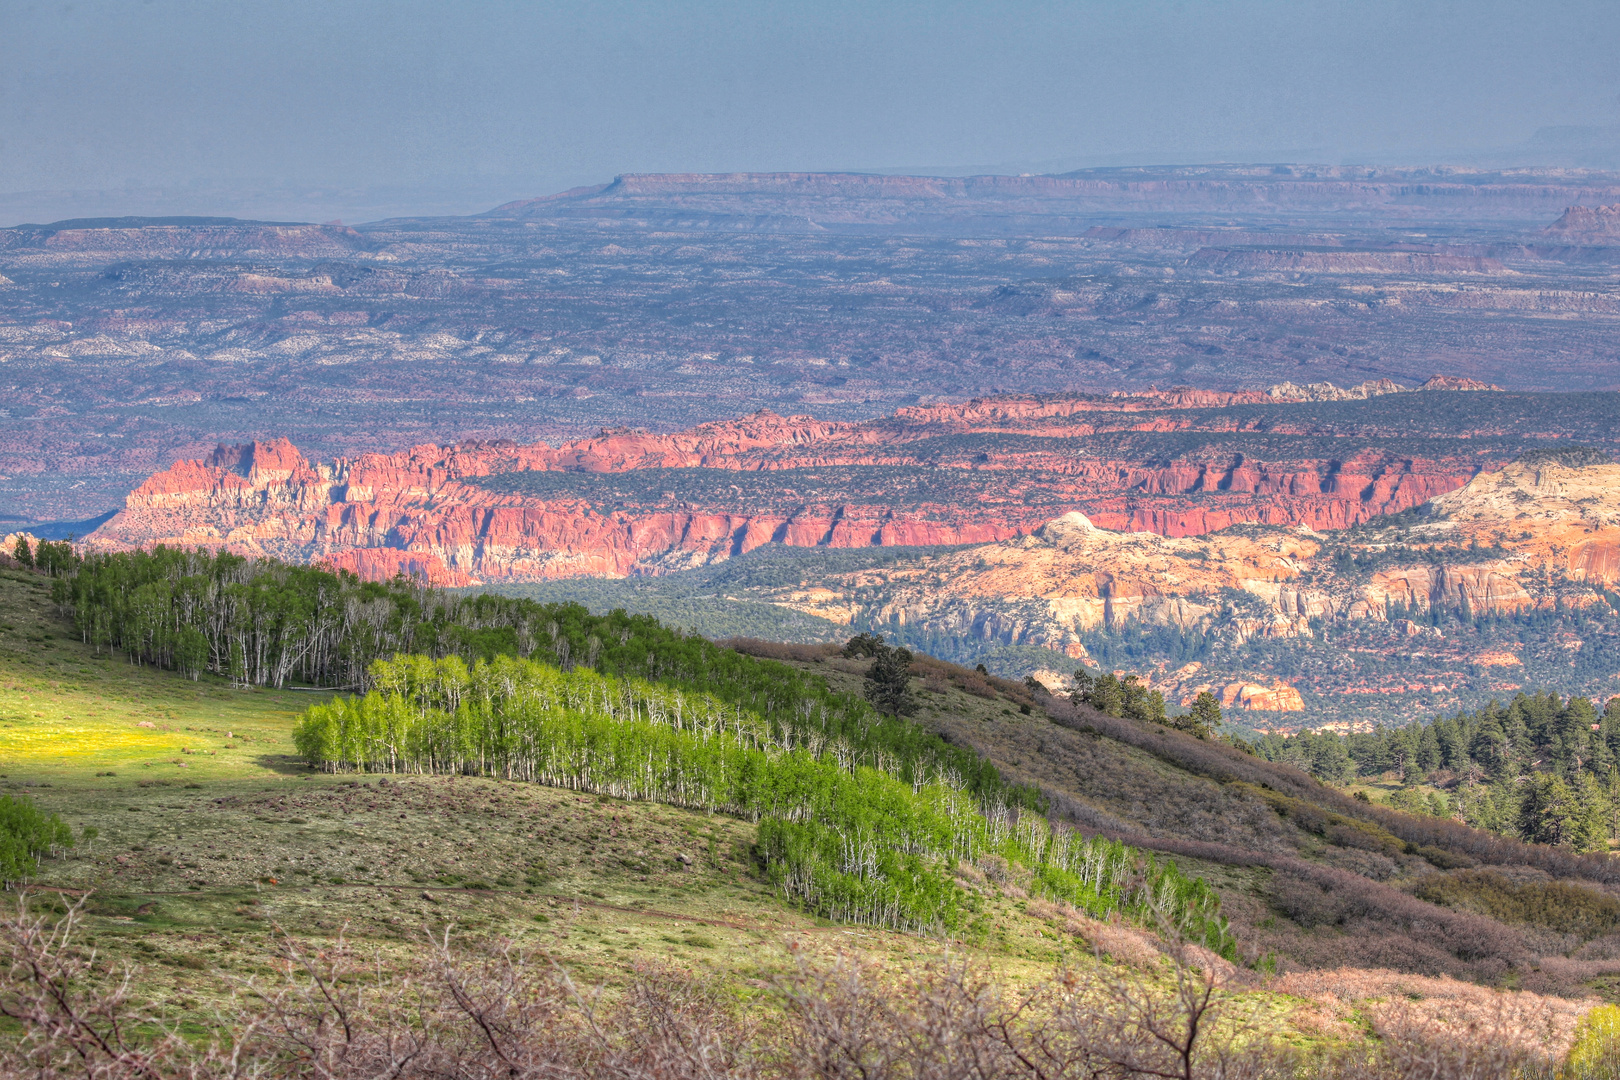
4, 559, 1619, 1076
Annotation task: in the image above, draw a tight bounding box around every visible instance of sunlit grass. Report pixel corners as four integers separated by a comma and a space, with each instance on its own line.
0, 570, 312, 782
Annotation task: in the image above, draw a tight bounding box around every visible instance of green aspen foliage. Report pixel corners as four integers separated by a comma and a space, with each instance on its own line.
0, 794, 73, 885
294, 654, 1236, 953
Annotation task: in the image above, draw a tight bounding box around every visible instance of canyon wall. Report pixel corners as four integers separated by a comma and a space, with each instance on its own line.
89, 385, 1517, 584
738, 457, 1620, 718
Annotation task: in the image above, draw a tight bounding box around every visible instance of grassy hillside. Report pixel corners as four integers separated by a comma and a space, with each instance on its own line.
0, 570, 306, 781
730, 642, 1620, 1002
7, 562, 1620, 1075
0, 567, 1146, 1002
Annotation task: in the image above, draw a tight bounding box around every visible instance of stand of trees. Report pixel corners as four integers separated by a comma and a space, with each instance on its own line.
295, 654, 1234, 953
9, 536, 76, 576
0, 794, 72, 885
1070, 670, 1168, 726
61, 546, 1236, 947
1254, 692, 1620, 852
56, 547, 1036, 811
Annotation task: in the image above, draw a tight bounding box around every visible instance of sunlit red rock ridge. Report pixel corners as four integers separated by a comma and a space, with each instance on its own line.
92, 380, 1510, 586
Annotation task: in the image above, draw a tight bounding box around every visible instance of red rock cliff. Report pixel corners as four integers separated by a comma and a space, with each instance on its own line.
90, 389, 1502, 585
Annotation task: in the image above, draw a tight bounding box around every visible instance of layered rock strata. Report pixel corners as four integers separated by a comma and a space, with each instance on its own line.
90, 385, 1509, 584
749, 458, 1620, 676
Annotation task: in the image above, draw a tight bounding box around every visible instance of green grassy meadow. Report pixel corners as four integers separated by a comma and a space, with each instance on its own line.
13, 562, 1618, 1069
0, 567, 1120, 1013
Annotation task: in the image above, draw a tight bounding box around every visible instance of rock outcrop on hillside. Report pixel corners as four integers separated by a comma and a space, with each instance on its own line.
700, 455, 1620, 706
89, 384, 1516, 584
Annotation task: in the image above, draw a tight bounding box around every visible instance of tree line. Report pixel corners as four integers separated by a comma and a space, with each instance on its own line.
55, 546, 1035, 810
9, 536, 76, 577
1253, 691, 1620, 852
294, 654, 1234, 953
1069, 668, 1226, 740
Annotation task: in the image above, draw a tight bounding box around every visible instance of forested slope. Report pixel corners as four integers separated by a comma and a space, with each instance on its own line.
41, 545, 1620, 997
758, 644, 1620, 996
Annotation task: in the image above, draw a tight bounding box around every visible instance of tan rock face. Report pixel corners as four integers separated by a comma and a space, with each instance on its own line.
1428, 457, 1620, 589
1361, 565, 1533, 619
691, 460, 1619, 663
765, 510, 1331, 655
90, 389, 1495, 584
1221, 681, 1306, 712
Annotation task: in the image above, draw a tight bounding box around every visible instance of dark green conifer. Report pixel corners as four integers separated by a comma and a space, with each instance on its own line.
863, 644, 917, 717
1179, 690, 1224, 740
841, 632, 886, 659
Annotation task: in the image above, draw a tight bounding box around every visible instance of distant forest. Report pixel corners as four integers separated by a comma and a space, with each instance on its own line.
1252, 691, 1620, 852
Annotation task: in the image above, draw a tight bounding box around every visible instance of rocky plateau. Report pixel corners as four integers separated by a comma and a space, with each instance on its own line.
6, 166, 1620, 523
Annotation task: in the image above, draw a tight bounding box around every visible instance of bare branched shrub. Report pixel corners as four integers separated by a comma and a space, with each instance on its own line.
718, 639, 841, 664
0, 895, 234, 1078
1271, 966, 1590, 1072
0, 894, 1609, 1080
0, 893, 761, 1080
1066, 913, 1165, 971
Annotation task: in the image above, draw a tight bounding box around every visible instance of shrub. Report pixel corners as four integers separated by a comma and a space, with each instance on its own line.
1414, 869, 1620, 940
1230, 781, 1405, 857
0, 900, 1587, 1080
719, 638, 840, 664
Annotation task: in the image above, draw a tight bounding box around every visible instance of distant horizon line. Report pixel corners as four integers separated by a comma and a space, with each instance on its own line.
7, 159, 1620, 230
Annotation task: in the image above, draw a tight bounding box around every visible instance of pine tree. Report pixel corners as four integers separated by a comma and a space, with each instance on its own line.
1119, 675, 1165, 724
1570, 771, 1612, 853
842, 633, 886, 659
864, 644, 917, 718
1178, 691, 1224, 740
11, 536, 32, 569
1069, 668, 1095, 704
1519, 773, 1580, 846
1310, 735, 1355, 783
1416, 724, 1443, 773
1081, 672, 1124, 716
1606, 767, 1620, 845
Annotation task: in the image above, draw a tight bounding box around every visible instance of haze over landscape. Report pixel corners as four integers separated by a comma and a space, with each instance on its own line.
6, 4, 1620, 1076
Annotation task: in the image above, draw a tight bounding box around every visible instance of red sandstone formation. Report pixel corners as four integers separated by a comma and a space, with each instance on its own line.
89, 387, 1509, 585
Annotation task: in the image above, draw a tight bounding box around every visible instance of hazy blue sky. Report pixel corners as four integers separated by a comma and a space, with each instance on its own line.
3, 0, 1619, 221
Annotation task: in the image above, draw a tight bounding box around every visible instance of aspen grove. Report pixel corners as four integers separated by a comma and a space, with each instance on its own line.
293, 654, 1236, 951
